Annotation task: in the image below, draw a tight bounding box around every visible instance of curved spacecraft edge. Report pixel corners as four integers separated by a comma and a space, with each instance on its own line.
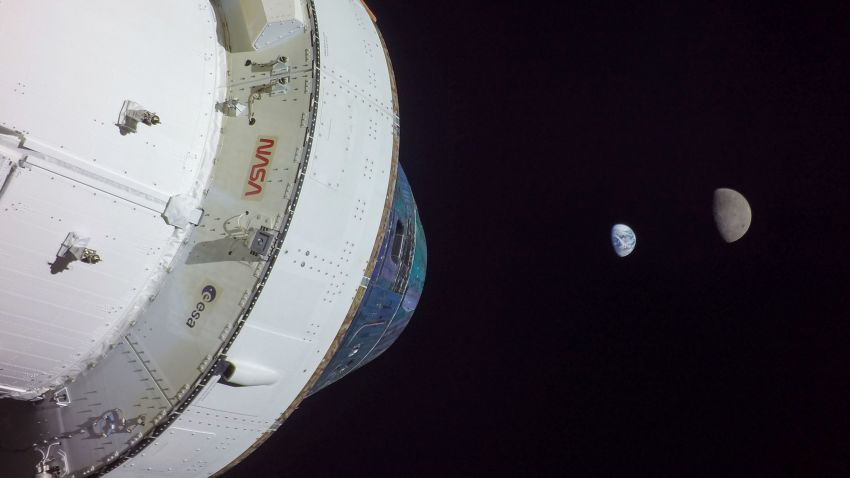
0, 0, 426, 476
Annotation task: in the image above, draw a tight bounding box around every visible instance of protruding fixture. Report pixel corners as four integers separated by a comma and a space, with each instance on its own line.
53, 387, 71, 407
34, 442, 66, 478
221, 358, 280, 387
248, 72, 289, 126
80, 248, 101, 264
246, 56, 291, 125
249, 226, 275, 257
248, 77, 290, 126
162, 194, 204, 229
221, 213, 276, 258
219, 0, 306, 52
245, 55, 288, 70
92, 409, 125, 438
117, 100, 161, 135
218, 98, 249, 117
57, 233, 101, 265
34, 466, 54, 478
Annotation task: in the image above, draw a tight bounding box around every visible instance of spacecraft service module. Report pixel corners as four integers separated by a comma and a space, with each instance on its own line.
0, 0, 426, 476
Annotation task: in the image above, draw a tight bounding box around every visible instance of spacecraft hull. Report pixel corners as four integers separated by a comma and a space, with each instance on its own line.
0, 0, 424, 476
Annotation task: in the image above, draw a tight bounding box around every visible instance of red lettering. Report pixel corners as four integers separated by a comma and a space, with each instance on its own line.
244, 137, 276, 198
257, 138, 275, 154
249, 163, 266, 182
250, 151, 270, 181
245, 180, 262, 196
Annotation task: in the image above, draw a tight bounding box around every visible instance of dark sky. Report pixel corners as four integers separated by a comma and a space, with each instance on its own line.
231, 1, 850, 476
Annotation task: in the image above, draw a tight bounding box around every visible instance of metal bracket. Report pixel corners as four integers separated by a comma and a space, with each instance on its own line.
56, 232, 101, 266
53, 387, 71, 407
245, 56, 291, 125
245, 55, 289, 75
248, 78, 290, 126
162, 195, 203, 229
248, 226, 275, 258
117, 100, 161, 135
217, 98, 248, 117
34, 442, 67, 478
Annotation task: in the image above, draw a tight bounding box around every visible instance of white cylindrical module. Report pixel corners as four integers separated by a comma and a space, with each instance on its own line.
0, 1, 425, 477
0, 0, 226, 401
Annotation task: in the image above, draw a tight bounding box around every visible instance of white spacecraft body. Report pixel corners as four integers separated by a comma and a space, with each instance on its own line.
0, 1, 426, 476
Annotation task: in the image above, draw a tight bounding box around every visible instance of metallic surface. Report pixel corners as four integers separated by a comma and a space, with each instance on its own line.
309, 167, 426, 394
0, 0, 425, 476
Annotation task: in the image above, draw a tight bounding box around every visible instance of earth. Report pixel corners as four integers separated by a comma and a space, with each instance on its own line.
611, 224, 636, 257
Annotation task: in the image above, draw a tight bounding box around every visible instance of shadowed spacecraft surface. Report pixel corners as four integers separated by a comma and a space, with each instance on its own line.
0, 1, 425, 476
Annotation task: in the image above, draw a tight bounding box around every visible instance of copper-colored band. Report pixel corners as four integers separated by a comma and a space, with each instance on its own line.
360, 0, 378, 23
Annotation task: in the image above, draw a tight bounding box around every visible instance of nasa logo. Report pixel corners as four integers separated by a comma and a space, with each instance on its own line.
243, 136, 278, 199
186, 285, 217, 328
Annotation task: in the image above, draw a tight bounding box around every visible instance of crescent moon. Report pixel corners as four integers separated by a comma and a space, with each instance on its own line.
713, 188, 751, 243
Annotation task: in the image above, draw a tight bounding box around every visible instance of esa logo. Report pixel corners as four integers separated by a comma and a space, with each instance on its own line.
186, 285, 217, 328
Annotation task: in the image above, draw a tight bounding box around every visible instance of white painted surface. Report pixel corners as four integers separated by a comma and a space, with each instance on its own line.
220, 0, 306, 51
0, 164, 176, 392
197, 0, 396, 422
254, 0, 307, 50
0, 0, 225, 396
111, 0, 399, 475
0, 0, 402, 475
0, 0, 222, 198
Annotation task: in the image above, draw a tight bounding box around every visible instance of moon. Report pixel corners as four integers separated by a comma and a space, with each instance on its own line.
611, 224, 637, 257
713, 188, 751, 243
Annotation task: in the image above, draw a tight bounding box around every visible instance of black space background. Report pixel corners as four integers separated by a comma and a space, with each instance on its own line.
230, 1, 850, 476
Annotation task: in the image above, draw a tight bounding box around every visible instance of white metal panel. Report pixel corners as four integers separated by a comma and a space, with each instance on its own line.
317, 0, 396, 115
195, 324, 313, 417
117, 0, 401, 474
22, 141, 170, 212
200, 0, 394, 414
0, 0, 222, 197
113, 408, 272, 478
120, 427, 218, 476
220, 0, 306, 52
0, 161, 176, 392
0, 0, 226, 397
0, 0, 413, 474
51, 338, 173, 475
254, 0, 306, 50
118, 17, 317, 406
